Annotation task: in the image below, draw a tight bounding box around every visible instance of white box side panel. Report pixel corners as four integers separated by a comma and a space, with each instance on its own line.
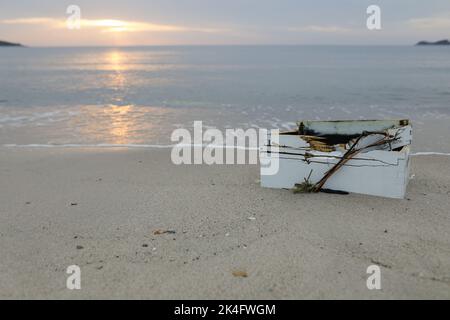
260, 148, 409, 199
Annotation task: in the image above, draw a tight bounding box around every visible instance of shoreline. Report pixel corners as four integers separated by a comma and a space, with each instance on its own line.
0, 148, 449, 299
2, 144, 450, 158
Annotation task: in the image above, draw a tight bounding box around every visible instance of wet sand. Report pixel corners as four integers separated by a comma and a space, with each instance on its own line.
0, 148, 449, 299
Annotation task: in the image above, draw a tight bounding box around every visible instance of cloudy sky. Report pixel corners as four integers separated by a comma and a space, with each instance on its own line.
0, 0, 449, 46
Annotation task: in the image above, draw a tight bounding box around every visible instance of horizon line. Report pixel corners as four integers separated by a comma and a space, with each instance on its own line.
2, 43, 424, 48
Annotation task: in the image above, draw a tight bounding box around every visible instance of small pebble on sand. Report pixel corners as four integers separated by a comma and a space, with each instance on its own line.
232, 270, 248, 278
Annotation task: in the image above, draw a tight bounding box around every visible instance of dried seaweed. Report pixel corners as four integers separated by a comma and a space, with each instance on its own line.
293, 170, 315, 193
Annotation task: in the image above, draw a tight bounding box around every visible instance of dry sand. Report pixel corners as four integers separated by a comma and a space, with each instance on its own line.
0, 147, 449, 299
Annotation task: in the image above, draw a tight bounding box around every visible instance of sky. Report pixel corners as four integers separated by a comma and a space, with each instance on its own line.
0, 0, 449, 46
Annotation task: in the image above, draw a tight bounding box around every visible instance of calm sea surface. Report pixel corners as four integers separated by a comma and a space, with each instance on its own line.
0, 46, 449, 149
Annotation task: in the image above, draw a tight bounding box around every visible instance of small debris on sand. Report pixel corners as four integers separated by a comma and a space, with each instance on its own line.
154, 229, 176, 235
232, 270, 248, 278
70, 203, 78, 206
76, 245, 84, 250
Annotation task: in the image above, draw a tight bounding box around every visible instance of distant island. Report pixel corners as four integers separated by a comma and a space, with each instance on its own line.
416, 39, 450, 46
0, 40, 23, 47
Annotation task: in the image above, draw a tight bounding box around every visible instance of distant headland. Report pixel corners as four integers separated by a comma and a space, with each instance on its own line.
416, 39, 450, 46
0, 40, 24, 47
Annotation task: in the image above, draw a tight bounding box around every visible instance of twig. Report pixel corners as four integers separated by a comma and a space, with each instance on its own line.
312, 131, 397, 192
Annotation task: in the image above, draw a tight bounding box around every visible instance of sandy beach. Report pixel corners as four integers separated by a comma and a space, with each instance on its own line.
0, 147, 449, 299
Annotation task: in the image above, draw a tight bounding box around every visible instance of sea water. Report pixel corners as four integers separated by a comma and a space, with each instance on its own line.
1, 45, 449, 150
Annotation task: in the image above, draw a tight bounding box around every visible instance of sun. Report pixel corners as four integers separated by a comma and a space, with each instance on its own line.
93, 19, 126, 28
87, 19, 131, 32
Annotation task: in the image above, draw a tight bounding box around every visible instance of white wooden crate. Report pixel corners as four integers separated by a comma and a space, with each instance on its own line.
260, 120, 412, 199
